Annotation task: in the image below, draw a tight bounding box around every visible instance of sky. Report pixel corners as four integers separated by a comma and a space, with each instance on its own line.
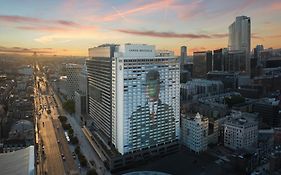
0, 0, 281, 56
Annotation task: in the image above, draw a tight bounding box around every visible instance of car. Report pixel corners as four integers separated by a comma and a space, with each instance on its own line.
72, 152, 76, 159
61, 154, 66, 161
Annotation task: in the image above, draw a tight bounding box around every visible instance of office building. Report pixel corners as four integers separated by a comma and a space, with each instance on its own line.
254, 44, 264, 64
181, 113, 208, 153
193, 51, 212, 78
213, 48, 228, 71
180, 46, 187, 64
252, 98, 280, 128
224, 111, 258, 150
112, 44, 180, 154
180, 63, 193, 83
265, 56, 281, 68
74, 91, 86, 122
75, 63, 88, 122
180, 46, 192, 83
181, 79, 224, 101
269, 146, 281, 174
228, 16, 251, 73
86, 44, 118, 144
65, 63, 82, 100
253, 67, 281, 93
226, 50, 247, 72
207, 71, 239, 89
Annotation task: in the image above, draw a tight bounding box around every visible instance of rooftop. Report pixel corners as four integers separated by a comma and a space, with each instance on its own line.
0, 146, 34, 175
225, 111, 258, 127
255, 98, 280, 106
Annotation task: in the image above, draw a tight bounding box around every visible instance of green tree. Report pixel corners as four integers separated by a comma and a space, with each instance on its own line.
224, 95, 245, 108
87, 169, 97, 175
62, 100, 75, 113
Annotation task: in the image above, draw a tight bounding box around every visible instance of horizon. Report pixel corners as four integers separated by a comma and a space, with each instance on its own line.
0, 0, 281, 56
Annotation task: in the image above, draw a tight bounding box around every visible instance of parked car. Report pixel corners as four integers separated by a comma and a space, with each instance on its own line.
72, 152, 76, 159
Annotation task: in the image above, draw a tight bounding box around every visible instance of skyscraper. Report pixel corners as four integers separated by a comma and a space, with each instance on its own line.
254, 44, 264, 64
112, 44, 180, 154
213, 48, 228, 71
86, 44, 118, 144
227, 50, 247, 72
180, 46, 187, 64
193, 51, 212, 78
228, 16, 251, 73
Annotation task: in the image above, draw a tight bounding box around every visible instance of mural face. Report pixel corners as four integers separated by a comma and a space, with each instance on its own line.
128, 68, 177, 151
146, 70, 160, 102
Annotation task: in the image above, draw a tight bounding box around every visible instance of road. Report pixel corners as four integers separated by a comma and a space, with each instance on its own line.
50, 73, 111, 175
52, 83, 111, 175
35, 63, 79, 175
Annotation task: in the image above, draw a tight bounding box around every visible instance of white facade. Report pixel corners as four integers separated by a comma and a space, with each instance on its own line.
181, 113, 208, 153
224, 111, 258, 150
112, 44, 180, 154
65, 63, 81, 100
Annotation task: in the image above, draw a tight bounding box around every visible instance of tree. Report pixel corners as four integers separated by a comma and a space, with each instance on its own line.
58, 115, 67, 123
224, 95, 245, 108
71, 136, 79, 145
62, 100, 75, 113
87, 169, 98, 175
75, 146, 81, 155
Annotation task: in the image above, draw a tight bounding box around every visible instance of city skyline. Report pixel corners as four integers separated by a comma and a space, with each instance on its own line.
0, 0, 281, 56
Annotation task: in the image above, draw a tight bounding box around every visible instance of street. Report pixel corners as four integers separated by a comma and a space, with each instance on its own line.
34, 63, 79, 175
35, 62, 110, 175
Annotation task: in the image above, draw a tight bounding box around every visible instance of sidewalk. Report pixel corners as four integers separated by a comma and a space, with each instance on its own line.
52, 88, 110, 175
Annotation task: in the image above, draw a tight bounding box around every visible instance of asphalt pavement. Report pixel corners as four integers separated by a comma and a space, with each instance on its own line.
35, 64, 79, 175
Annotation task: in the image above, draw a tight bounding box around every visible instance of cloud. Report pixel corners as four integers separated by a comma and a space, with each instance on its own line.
268, 34, 281, 38
103, 0, 173, 21
0, 15, 79, 26
0, 15, 41, 23
0, 15, 93, 33
0, 46, 54, 54
115, 29, 228, 39
251, 33, 264, 40
16, 26, 67, 32
211, 34, 229, 38
190, 47, 207, 53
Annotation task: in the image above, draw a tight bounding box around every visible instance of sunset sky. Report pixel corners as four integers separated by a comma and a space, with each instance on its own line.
0, 0, 281, 56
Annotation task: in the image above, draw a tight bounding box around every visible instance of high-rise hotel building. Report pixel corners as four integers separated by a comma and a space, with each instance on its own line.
87, 44, 118, 143
112, 44, 180, 155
